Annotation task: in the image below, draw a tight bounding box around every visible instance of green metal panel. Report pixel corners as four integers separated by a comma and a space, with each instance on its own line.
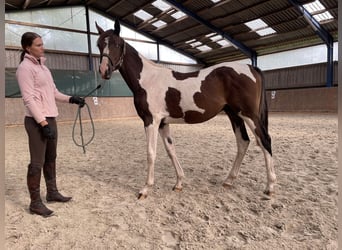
5, 68, 132, 97
5, 69, 20, 97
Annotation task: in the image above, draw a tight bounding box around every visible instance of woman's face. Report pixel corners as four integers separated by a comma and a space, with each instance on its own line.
27, 37, 44, 59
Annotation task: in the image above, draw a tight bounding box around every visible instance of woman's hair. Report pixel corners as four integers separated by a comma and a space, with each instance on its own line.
20, 32, 41, 62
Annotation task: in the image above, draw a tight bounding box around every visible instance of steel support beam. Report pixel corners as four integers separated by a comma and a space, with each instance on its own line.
85, 5, 94, 71
164, 0, 257, 67
326, 42, 333, 87
288, 0, 334, 87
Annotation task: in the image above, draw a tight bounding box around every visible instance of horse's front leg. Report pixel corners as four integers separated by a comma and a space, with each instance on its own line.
138, 122, 159, 199
159, 123, 184, 192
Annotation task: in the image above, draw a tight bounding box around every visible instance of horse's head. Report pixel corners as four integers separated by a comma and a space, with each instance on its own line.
96, 19, 125, 79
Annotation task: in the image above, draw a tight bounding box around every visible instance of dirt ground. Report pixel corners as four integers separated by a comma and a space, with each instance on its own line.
5, 113, 338, 250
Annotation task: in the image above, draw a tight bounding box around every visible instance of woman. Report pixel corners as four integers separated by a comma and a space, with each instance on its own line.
16, 32, 85, 217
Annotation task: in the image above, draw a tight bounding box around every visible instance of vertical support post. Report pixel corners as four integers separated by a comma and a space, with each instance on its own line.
157, 42, 160, 63
85, 6, 93, 71
288, 0, 334, 87
326, 42, 333, 87
251, 52, 257, 67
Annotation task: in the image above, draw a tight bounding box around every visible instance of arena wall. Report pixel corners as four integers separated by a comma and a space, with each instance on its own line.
5, 49, 338, 125
266, 87, 337, 113
6, 87, 337, 125
5, 97, 138, 125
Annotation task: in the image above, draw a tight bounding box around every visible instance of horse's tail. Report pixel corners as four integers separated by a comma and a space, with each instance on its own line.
255, 66, 269, 132
254, 66, 272, 155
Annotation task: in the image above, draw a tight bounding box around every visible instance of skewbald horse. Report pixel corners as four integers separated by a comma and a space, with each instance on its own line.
96, 20, 276, 199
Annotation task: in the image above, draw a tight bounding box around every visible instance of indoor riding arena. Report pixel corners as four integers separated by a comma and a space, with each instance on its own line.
5, 1, 338, 249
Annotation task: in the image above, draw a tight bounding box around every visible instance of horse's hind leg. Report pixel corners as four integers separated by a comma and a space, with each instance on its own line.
239, 113, 276, 195
159, 123, 184, 191
223, 109, 250, 188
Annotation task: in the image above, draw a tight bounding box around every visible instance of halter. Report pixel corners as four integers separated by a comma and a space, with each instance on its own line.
100, 41, 126, 71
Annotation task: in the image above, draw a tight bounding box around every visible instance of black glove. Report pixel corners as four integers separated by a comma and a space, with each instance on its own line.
41, 125, 56, 140
69, 96, 85, 108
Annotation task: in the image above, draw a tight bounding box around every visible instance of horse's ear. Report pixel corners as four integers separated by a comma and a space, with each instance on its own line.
95, 21, 104, 34
114, 18, 120, 35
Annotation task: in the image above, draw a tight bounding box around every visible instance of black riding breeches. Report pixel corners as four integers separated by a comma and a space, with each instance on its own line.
24, 117, 58, 167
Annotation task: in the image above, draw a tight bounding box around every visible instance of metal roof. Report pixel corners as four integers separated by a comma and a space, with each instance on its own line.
5, 0, 338, 66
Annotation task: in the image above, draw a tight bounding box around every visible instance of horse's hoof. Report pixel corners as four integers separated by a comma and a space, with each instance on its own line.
263, 190, 275, 196
172, 186, 182, 192
222, 183, 233, 189
137, 193, 147, 200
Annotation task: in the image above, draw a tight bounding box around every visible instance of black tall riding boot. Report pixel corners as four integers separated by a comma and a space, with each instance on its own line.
43, 162, 72, 202
27, 164, 54, 217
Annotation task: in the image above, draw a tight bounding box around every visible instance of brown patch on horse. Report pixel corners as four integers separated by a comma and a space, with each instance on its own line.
184, 66, 260, 124
201, 66, 260, 113
165, 87, 183, 118
119, 44, 153, 127
172, 71, 199, 80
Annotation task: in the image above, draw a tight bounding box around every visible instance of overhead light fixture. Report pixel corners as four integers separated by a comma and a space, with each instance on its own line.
171, 11, 186, 19
256, 27, 277, 36
245, 19, 267, 30
216, 39, 231, 47
185, 39, 196, 44
303, 0, 334, 23
209, 34, 222, 42
303, 0, 325, 13
190, 41, 202, 47
152, 20, 167, 28
313, 11, 334, 22
245, 18, 276, 36
152, 0, 171, 12
197, 45, 212, 52
134, 10, 153, 21
152, 0, 186, 20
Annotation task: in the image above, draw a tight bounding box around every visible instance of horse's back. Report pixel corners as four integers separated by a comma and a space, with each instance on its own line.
196, 62, 263, 109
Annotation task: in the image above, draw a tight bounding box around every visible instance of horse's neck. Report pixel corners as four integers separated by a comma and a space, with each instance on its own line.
119, 43, 161, 92
124, 43, 157, 67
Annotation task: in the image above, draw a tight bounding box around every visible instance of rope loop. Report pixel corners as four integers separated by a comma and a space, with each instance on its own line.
71, 84, 102, 153
72, 102, 95, 153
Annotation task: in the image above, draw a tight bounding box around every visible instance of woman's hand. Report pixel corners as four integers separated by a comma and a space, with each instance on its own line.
41, 124, 56, 140
69, 96, 85, 107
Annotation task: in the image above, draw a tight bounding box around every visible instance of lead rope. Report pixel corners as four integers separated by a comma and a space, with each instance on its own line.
72, 84, 102, 153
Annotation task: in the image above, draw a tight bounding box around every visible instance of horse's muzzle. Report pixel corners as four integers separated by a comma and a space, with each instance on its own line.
99, 61, 113, 80
105, 69, 112, 79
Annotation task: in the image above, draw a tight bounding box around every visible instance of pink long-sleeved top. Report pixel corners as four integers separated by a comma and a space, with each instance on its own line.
16, 53, 70, 124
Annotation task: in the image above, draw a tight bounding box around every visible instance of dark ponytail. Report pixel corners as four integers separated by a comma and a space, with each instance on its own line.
19, 32, 41, 63
20, 51, 26, 62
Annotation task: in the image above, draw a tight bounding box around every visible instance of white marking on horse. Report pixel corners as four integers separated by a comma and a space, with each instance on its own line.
238, 112, 276, 194
138, 58, 205, 115
223, 126, 250, 186
99, 37, 110, 76
103, 37, 110, 54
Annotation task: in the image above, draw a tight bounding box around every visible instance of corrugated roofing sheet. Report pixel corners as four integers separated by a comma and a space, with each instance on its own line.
5, 0, 338, 66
